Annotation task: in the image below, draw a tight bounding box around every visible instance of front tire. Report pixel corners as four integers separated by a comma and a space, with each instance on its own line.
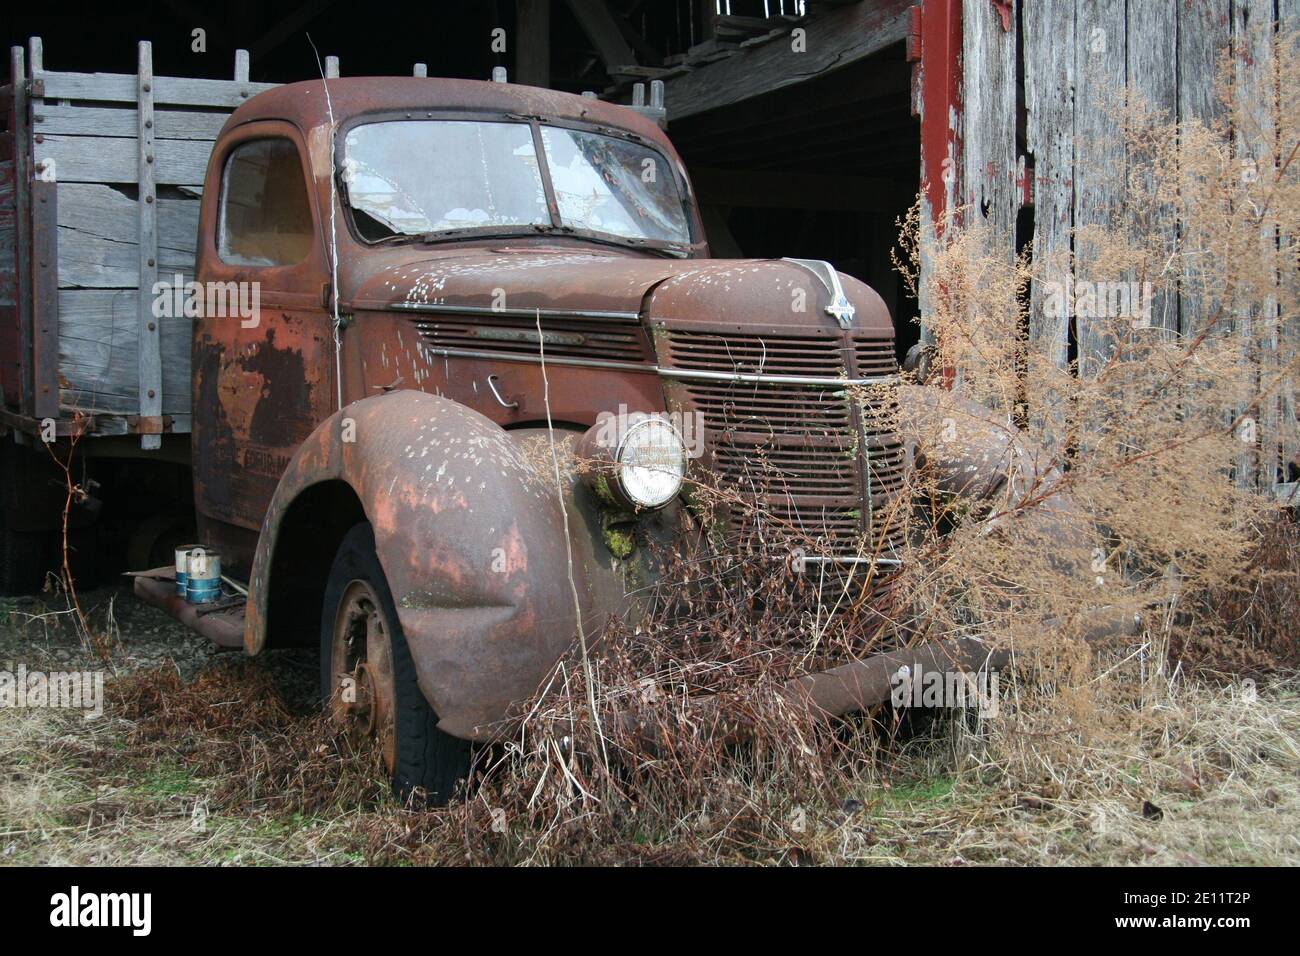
321, 523, 471, 804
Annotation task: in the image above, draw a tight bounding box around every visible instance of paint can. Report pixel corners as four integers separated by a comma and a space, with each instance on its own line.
185, 548, 222, 604
174, 544, 202, 596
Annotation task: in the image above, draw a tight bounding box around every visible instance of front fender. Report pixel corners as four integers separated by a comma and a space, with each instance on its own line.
245, 390, 631, 739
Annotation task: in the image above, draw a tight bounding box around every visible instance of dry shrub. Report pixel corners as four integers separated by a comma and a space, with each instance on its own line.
103, 659, 387, 816
1174, 515, 1300, 677
441, 519, 902, 864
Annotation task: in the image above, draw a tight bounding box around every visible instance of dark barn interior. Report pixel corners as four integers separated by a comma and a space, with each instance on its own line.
5, 1, 921, 358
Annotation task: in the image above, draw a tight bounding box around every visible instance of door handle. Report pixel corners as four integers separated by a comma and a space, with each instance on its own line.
486, 374, 518, 409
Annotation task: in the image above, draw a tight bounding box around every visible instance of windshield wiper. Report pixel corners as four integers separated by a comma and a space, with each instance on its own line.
540, 224, 689, 257
358, 219, 689, 257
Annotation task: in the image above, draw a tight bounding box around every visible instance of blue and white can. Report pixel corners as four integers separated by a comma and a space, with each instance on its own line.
174, 544, 202, 596
185, 548, 222, 604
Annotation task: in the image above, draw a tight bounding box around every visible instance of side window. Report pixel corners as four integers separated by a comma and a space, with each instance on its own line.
217, 138, 314, 267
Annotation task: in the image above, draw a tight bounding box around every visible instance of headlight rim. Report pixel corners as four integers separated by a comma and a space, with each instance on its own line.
613, 413, 687, 510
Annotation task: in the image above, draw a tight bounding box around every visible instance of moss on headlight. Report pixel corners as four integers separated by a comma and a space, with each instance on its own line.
592, 473, 620, 508
602, 524, 636, 559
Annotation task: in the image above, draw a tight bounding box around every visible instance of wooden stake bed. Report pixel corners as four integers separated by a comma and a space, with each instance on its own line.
1, 38, 277, 446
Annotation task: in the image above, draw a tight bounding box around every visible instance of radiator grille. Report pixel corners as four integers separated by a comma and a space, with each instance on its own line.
408, 315, 649, 363
661, 329, 904, 555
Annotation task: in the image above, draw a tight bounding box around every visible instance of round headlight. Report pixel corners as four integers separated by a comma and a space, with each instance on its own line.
616, 416, 686, 508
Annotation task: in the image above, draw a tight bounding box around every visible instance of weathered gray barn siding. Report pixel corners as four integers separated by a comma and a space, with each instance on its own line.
960, 0, 1295, 493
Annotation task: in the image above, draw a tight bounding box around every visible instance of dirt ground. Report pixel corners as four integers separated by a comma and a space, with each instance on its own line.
1, 584, 1297, 866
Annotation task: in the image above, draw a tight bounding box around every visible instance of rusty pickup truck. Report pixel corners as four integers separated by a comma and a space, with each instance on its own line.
4, 43, 1086, 803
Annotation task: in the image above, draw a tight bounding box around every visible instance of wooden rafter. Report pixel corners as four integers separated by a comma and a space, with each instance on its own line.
662, 0, 913, 120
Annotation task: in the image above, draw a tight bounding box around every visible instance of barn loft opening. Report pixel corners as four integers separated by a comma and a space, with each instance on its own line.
669, 43, 920, 362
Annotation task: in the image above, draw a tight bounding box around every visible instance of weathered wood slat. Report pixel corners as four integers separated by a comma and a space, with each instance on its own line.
0, 162, 15, 308
54, 229, 193, 289
0, 158, 15, 407
1176, 0, 1231, 340
56, 289, 191, 416
35, 70, 275, 109
33, 134, 212, 185
1126, 0, 1178, 334
565, 0, 635, 73
56, 183, 199, 255
1023, 0, 1075, 444
34, 104, 227, 140
1232, 8, 1280, 490
13, 46, 35, 416
30, 181, 60, 420
137, 41, 163, 450
958, 0, 1018, 402
961, 0, 1018, 257
1278, 3, 1300, 487
1073, 0, 1128, 381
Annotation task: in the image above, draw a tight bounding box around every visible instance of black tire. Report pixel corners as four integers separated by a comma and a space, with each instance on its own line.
320, 523, 471, 805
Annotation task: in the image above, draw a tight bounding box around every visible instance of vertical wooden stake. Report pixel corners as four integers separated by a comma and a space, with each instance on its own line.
137, 41, 162, 450
12, 46, 35, 418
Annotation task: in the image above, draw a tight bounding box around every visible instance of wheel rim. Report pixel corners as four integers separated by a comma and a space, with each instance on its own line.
329, 580, 397, 773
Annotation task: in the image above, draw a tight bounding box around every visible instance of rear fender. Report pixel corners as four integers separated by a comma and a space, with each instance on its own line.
245, 389, 629, 739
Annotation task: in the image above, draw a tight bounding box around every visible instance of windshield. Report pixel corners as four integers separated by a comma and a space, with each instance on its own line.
341, 119, 691, 247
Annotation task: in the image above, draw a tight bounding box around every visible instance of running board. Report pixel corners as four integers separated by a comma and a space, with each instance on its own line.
129, 567, 246, 649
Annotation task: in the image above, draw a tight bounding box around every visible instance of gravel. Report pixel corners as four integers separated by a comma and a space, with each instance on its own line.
0, 583, 318, 707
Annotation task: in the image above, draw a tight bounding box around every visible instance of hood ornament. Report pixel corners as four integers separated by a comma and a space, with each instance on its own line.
782, 258, 856, 329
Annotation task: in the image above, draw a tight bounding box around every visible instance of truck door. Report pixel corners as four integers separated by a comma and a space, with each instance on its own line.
192, 121, 336, 575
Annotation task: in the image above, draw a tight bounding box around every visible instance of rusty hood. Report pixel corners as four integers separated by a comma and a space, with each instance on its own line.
346, 245, 687, 317
343, 245, 894, 336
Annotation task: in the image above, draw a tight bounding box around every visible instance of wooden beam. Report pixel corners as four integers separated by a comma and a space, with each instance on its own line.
565, 0, 636, 72
516, 0, 551, 88
29, 182, 59, 422
137, 41, 162, 451
12, 45, 35, 418
961, 0, 1017, 253
662, 0, 912, 121
915, 0, 961, 354
690, 166, 912, 213
671, 58, 910, 145
1024, 0, 1074, 445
